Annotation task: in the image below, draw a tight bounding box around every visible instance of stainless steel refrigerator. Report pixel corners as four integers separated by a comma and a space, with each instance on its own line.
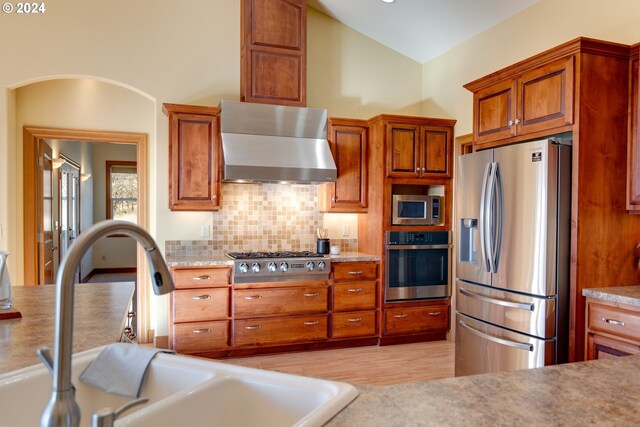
454, 138, 571, 376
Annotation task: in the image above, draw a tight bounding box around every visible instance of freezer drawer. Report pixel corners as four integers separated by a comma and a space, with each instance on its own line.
455, 313, 556, 377
456, 280, 556, 338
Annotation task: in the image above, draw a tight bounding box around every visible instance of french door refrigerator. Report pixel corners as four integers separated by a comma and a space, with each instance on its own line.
455, 138, 571, 376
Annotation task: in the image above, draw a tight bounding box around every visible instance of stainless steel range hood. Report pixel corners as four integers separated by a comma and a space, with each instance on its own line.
220, 100, 337, 184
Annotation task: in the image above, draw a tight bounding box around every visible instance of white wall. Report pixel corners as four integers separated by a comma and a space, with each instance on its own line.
421, 0, 640, 133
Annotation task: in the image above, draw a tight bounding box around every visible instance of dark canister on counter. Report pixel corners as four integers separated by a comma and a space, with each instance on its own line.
317, 238, 330, 254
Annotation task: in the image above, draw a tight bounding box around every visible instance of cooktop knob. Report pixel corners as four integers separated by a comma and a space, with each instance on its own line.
306, 261, 315, 271
239, 262, 249, 274
317, 261, 326, 271
251, 262, 261, 273
267, 262, 277, 272
280, 262, 288, 272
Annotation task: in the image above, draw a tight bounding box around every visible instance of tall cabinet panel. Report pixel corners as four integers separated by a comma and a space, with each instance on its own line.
163, 103, 221, 211
241, 0, 307, 106
628, 44, 639, 212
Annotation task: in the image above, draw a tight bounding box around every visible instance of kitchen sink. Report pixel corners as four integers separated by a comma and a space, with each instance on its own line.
0, 347, 358, 427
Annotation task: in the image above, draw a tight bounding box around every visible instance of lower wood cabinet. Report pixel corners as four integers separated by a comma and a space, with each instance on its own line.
384, 304, 449, 336
172, 321, 230, 353
332, 311, 376, 339
234, 315, 328, 347
234, 287, 328, 317
585, 297, 640, 361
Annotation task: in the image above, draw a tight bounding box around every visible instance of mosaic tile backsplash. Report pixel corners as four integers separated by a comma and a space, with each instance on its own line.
165, 183, 358, 257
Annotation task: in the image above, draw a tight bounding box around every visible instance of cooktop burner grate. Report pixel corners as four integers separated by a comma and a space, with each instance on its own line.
227, 251, 324, 259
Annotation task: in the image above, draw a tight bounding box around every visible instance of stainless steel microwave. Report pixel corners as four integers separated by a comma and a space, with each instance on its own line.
391, 194, 443, 226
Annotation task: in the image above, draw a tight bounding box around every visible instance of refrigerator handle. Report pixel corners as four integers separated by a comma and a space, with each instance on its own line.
492, 163, 503, 273
485, 162, 497, 273
479, 163, 492, 273
459, 319, 534, 352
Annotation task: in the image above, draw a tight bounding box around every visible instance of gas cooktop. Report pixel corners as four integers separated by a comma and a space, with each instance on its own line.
227, 251, 325, 260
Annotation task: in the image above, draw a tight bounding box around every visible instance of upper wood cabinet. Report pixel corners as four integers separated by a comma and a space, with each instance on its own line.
468, 55, 575, 149
627, 44, 639, 213
385, 120, 454, 179
241, 0, 307, 106
319, 118, 368, 213
162, 103, 221, 211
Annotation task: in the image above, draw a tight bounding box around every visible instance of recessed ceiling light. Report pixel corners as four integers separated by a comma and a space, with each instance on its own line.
381, 0, 395, 3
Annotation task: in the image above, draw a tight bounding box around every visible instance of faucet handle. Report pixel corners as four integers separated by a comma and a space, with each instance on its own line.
37, 347, 54, 375
92, 398, 149, 427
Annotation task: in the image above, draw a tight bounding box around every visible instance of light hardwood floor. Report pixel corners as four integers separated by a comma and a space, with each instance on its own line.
225, 341, 455, 386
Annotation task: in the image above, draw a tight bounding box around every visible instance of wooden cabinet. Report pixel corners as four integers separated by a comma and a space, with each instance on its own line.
330, 261, 378, 339
586, 297, 640, 361
385, 122, 454, 179
628, 44, 639, 212
234, 315, 328, 346
234, 287, 328, 317
469, 55, 574, 148
162, 103, 221, 211
383, 304, 449, 336
319, 118, 368, 213
169, 266, 231, 354
240, 0, 307, 106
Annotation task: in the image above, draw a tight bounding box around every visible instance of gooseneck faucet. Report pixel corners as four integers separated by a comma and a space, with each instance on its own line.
39, 220, 175, 427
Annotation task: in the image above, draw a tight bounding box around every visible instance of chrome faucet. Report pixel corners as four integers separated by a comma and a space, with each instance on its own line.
39, 220, 175, 427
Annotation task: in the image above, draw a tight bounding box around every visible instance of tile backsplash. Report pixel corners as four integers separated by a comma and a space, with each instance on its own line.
165, 183, 358, 257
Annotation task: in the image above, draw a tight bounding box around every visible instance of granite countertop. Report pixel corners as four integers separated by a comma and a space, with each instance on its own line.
326, 355, 640, 426
166, 252, 380, 267
0, 282, 134, 374
582, 285, 640, 307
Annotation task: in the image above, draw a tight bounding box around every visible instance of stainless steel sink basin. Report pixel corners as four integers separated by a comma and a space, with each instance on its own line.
0, 346, 358, 427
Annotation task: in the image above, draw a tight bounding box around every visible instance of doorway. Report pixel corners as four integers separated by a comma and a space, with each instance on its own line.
23, 126, 151, 342
57, 155, 81, 283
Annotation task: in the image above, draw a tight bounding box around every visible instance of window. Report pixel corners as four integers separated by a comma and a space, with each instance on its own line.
106, 160, 137, 224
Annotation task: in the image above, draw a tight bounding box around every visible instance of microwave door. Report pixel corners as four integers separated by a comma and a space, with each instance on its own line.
456, 149, 492, 287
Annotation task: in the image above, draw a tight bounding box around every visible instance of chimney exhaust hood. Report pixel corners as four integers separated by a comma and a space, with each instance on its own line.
220, 100, 337, 184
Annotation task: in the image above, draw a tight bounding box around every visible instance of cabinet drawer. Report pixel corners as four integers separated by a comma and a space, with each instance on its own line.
172, 320, 229, 353
173, 267, 230, 289
333, 282, 376, 311
384, 305, 449, 336
333, 262, 377, 282
234, 287, 328, 318
234, 315, 328, 347
173, 288, 229, 323
332, 311, 376, 338
588, 302, 640, 341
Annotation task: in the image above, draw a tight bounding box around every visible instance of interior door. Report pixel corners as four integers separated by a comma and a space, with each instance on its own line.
491, 139, 557, 296
38, 140, 55, 285
58, 161, 81, 282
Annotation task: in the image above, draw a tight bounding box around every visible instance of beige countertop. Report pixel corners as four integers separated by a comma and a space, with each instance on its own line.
326, 355, 640, 426
582, 285, 640, 307
166, 252, 380, 267
0, 282, 134, 374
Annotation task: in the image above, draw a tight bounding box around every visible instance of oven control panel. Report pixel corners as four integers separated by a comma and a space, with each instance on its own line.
386, 231, 450, 246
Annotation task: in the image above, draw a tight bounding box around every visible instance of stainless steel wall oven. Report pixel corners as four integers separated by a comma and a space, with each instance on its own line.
385, 231, 451, 301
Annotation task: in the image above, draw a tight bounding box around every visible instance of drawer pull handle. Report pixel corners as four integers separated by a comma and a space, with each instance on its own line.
244, 295, 262, 300
192, 328, 211, 333
304, 321, 320, 326
428, 311, 441, 316
347, 317, 362, 323
347, 271, 363, 275
193, 275, 211, 281
602, 317, 626, 326
192, 295, 211, 300
393, 314, 408, 318
304, 292, 321, 297
244, 325, 262, 330
347, 288, 363, 293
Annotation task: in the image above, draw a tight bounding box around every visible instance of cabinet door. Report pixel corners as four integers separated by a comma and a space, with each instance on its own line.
516, 56, 574, 136
165, 104, 221, 211
420, 125, 453, 177
474, 78, 517, 145
384, 305, 449, 336
320, 120, 368, 213
586, 333, 640, 360
628, 52, 639, 212
386, 123, 420, 178
241, 0, 306, 106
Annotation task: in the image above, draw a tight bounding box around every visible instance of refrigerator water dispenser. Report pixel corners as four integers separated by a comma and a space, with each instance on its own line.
459, 218, 478, 263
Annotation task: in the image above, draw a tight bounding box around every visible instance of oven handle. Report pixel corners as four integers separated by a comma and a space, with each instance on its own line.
385, 244, 450, 250
458, 319, 533, 352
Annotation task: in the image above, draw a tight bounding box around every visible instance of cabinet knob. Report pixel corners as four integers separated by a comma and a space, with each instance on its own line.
212, 195, 217, 199
347, 288, 363, 293
393, 313, 408, 319
347, 317, 363, 323
514, 118, 521, 125
508, 120, 514, 126
304, 321, 320, 326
